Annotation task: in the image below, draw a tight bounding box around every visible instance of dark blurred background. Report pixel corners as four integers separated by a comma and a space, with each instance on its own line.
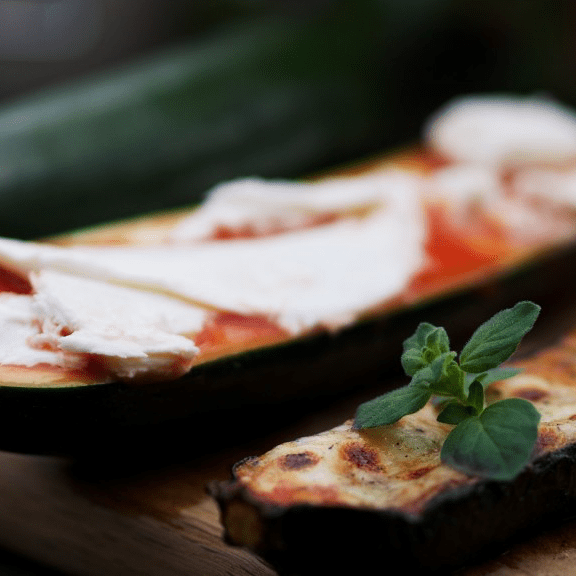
0, 0, 573, 574
0, 0, 248, 103
1, 0, 575, 136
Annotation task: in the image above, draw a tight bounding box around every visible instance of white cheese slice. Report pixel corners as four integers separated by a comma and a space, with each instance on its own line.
426, 162, 574, 242
29, 270, 206, 380
425, 95, 576, 167
513, 168, 576, 209
0, 293, 70, 367
426, 164, 503, 208
169, 174, 405, 242
0, 171, 425, 334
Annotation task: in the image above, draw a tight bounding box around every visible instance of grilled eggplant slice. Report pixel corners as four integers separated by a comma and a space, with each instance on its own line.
211, 334, 576, 574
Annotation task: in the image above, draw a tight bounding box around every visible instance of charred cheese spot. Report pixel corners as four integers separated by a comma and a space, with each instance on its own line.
553, 359, 576, 380
512, 387, 550, 402
280, 452, 319, 471
341, 441, 383, 473
485, 379, 505, 398
402, 465, 436, 481
535, 426, 562, 455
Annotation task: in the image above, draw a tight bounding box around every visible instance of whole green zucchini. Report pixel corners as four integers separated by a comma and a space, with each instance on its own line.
0, 5, 393, 239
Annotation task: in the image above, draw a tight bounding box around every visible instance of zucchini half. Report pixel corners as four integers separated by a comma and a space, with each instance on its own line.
0, 153, 575, 458
210, 342, 576, 575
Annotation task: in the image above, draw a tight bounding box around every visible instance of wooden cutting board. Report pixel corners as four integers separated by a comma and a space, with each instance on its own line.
1, 150, 576, 575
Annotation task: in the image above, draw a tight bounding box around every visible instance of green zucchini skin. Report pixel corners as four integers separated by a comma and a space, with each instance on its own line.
0, 7, 392, 240
0, 237, 574, 460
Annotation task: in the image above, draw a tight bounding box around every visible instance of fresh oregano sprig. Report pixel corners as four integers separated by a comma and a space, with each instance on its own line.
353, 301, 541, 481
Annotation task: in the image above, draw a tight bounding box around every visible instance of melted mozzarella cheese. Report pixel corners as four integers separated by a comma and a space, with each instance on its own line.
0, 171, 425, 334
513, 168, 576, 209
29, 270, 206, 380
169, 174, 408, 242
427, 164, 503, 207
425, 95, 576, 167
0, 293, 70, 367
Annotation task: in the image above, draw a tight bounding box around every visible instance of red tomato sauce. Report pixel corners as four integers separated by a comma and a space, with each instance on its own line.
194, 311, 290, 362
0, 266, 32, 294
208, 212, 340, 241
404, 204, 510, 300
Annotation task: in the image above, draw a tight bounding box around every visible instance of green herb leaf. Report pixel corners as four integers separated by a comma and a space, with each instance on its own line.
440, 398, 541, 480
401, 347, 428, 377
427, 359, 466, 401
410, 352, 455, 389
353, 385, 431, 429
437, 401, 476, 425
459, 302, 541, 373
402, 322, 437, 353
401, 322, 437, 376
424, 326, 450, 360
464, 366, 522, 393
466, 379, 484, 414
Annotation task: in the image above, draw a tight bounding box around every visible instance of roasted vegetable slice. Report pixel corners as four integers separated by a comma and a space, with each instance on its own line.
211, 332, 576, 574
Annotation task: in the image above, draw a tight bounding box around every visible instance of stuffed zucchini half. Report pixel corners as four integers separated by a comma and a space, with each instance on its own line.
1, 94, 576, 457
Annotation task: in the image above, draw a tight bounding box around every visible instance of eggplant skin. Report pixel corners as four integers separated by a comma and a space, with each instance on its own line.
212, 442, 576, 575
